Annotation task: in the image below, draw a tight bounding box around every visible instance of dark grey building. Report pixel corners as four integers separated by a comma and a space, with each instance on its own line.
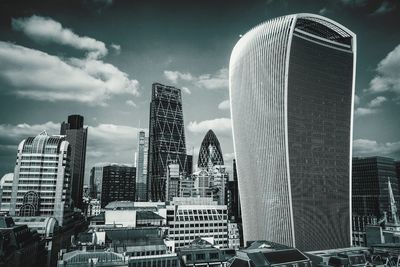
230, 14, 355, 251
60, 114, 87, 210
100, 164, 136, 208
352, 156, 400, 218
135, 130, 148, 201
147, 83, 190, 201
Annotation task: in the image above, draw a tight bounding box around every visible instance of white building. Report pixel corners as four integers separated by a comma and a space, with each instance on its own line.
3, 131, 73, 226
166, 197, 228, 250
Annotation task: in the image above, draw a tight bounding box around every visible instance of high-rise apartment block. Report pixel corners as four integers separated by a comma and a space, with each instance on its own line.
148, 83, 190, 201
230, 14, 356, 250
60, 114, 87, 210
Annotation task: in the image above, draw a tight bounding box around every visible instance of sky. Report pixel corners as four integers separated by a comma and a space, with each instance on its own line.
0, 0, 400, 182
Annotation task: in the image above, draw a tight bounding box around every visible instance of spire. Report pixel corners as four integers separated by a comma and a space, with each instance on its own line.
388, 177, 399, 225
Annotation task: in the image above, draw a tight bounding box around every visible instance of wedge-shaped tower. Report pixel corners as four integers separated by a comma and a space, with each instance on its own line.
229, 14, 356, 251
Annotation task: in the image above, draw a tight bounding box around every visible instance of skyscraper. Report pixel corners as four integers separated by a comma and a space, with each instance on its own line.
147, 83, 189, 201
135, 130, 149, 201
7, 132, 72, 225
229, 14, 356, 251
60, 114, 87, 210
197, 129, 224, 169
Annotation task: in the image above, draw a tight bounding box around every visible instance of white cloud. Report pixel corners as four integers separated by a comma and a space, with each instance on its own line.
367, 96, 387, 108
187, 118, 232, 135
218, 99, 230, 110
163, 70, 193, 84
182, 87, 191, 95
0, 41, 139, 105
126, 100, 137, 107
354, 96, 387, 118
223, 152, 235, 162
111, 43, 121, 55
353, 139, 400, 157
354, 94, 360, 106
163, 67, 228, 90
0, 122, 60, 144
341, 0, 367, 6
12, 15, 107, 59
372, 1, 394, 15
368, 44, 400, 94
354, 107, 377, 117
319, 7, 329, 15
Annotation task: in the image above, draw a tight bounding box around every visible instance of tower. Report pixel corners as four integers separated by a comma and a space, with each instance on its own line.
135, 130, 149, 201
147, 83, 189, 201
229, 14, 356, 251
60, 114, 87, 210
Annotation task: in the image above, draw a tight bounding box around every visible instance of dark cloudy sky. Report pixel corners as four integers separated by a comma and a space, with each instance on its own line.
0, 0, 399, 182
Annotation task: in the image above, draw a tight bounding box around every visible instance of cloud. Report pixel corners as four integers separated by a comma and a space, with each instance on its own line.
367, 96, 387, 108
164, 67, 228, 90
0, 41, 139, 105
353, 139, 400, 158
0, 122, 60, 146
182, 87, 191, 95
223, 152, 235, 162
196, 68, 228, 90
218, 99, 230, 110
355, 107, 377, 117
354, 96, 387, 117
354, 94, 360, 106
341, 0, 367, 6
12, 15, 107, 59
163, 70, 193, 84
319, 7, 330, 15
372, 1, 394, 15
126, 100, 137, 107
111, 43, 121, 55
368, 44, 400, 94
187, 118, 232, 135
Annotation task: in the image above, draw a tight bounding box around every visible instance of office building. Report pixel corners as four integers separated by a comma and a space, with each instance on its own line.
353, 157, 399, 219
229, 14, 356, 250
226, 159, 241, 222
89, 162, 109, 201
148, 83, 190, 201
179, 176, 195, 198
60, 114, 87, 210
0, 216, 44, 267
5, 132, 73, 226
165, 197, 228, 249
166, 163, 181, 201
135, 130, 149, 201
227, 241, 311, 267
197, 130, 224, 169
100, 164, 136, 208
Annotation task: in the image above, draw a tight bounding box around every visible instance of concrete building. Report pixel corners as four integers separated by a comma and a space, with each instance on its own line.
166, 163, 181, 201
230, 14, 356, 250
4, 132, 73, 226
60, 114, 87, 210
166, 197, 228, 249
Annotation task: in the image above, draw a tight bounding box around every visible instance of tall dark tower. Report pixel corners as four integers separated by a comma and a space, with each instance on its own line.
60, 114, 87, 210
147, 83, 189, 201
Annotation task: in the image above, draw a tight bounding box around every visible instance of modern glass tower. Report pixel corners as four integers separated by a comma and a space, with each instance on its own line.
229, 14, 356, 251
147, 83, 189, 201
60, 114, 87, 210
197, 129, 224, 169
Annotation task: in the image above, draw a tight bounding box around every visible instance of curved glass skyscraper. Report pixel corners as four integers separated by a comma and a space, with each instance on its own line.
198, 129, 224, 169
229, 14, 356, 251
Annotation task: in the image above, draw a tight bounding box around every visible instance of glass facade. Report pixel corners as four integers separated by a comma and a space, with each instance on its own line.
229, 14, 356, 251
148, 83, 190, 201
